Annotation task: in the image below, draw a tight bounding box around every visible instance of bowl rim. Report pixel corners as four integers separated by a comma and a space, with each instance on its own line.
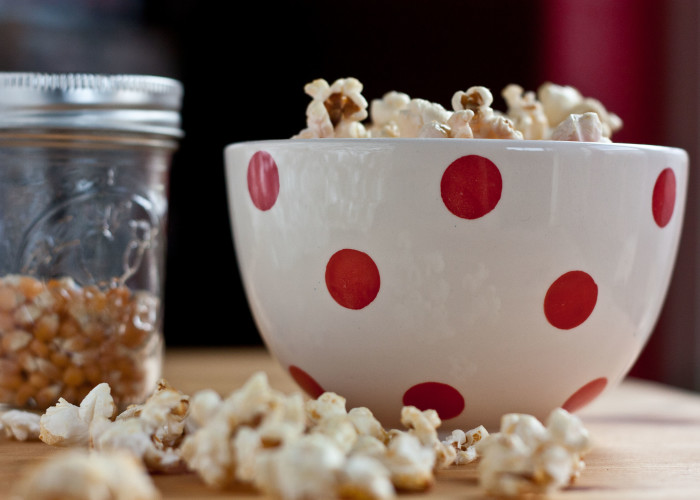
224, 137, 688, 157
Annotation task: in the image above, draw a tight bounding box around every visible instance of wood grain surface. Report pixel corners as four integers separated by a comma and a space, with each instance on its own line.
1, 347, 700, 499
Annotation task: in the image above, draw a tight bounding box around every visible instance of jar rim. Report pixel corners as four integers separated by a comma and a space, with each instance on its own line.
0, 73, 184, 138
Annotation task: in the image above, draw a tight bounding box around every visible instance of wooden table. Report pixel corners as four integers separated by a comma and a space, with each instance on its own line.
2, 347, 700, 499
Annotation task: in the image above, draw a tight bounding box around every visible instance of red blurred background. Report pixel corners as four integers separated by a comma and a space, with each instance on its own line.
0, 0, 697, 390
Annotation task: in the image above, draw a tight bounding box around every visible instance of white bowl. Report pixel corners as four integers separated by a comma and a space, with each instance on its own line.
225, 138, 687, 430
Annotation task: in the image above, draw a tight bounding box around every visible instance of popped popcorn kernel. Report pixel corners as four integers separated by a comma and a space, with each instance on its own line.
446, 109, 475, 138
310, 413, 359, 454
368, 91, 411, 138
0, 409, 41, 441
538, 82, 623, 139
476, 408, 592, 497
94, 379, 189, 472
10, 449, 160, 500
95, 415, 183, 472
337, 454, 395, 500
305, 391, 348, 425
180, 371, 307, 488
442, 424, 489, 465
294, 77, 369, 139
400, 406, 456, 469
39, 382, 115, 447
347, 406, 389, 443
551, 112, 610, 142
39, 378, 189, 473
502, 83, 549, 140
382, 430, 436, 492
395, 98, 452, 138
452, 86, 523, 139
253, 433, 346, 500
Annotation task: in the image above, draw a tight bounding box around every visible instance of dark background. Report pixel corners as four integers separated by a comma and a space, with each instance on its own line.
0, 0, 698, 391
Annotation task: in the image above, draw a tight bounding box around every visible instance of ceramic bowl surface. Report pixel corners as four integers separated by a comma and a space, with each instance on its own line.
225, 138, 687, 430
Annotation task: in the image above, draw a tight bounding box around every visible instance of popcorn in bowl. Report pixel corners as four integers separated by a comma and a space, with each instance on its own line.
293, 77, 622, 142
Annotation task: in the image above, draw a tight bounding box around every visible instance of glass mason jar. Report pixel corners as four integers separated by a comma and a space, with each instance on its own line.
0, 73, 183, 411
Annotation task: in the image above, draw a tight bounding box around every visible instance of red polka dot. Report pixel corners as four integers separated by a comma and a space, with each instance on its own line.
325, 249, 380, 310
562, 377, 608, 412
652, 168, 676, 228
544, 271, 598, 330
247, 150, 280, 211
289, 365, 325, 399
440, 155, 502, 219
402, 382, 465, 420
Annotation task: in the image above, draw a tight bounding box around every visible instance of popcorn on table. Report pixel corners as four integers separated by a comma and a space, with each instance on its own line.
25, 370, 593, 499
10, 449, 160, 500
294, 77, 622, 142
0, 409, 41, 441
475, 408, 592, 497
38, 379, 189, 472
179, 372, 458, 499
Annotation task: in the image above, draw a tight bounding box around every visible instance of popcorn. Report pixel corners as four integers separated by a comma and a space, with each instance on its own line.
94, 380, 189, 472
39, 378, 189, 472
180, 373, 455, 498
305, 390, 348, 425
400, 406, 456, 469
180, 371, 307, 488
295, 78, 623, 142
0, 409, 41, 441
446, 110, 475, 139
538, 82, 622, 138
442, 424, 489, 465
116, 379, 189, 450
395, 98, 452, 138
502, 84, 549, 140
551, 112, 610, 142
368, 91, 410, 137
94, 416, 183, 472
39, 382, 115, 447
337, 454, 395, 500
476, 408, 592, 496
382, 430, 436, 491
452, 86, 523, 139
179, 418, 235, 487
27, 371, 594, 500
253, 433, 346, 499
310, 413, 359, 454
347, 406, 388, 443
184, 388, 221, 433
294, 78, 369, 139
10, 449, 160, 500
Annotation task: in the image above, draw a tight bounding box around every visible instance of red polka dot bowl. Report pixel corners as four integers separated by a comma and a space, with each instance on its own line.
224, 138, 688, 430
